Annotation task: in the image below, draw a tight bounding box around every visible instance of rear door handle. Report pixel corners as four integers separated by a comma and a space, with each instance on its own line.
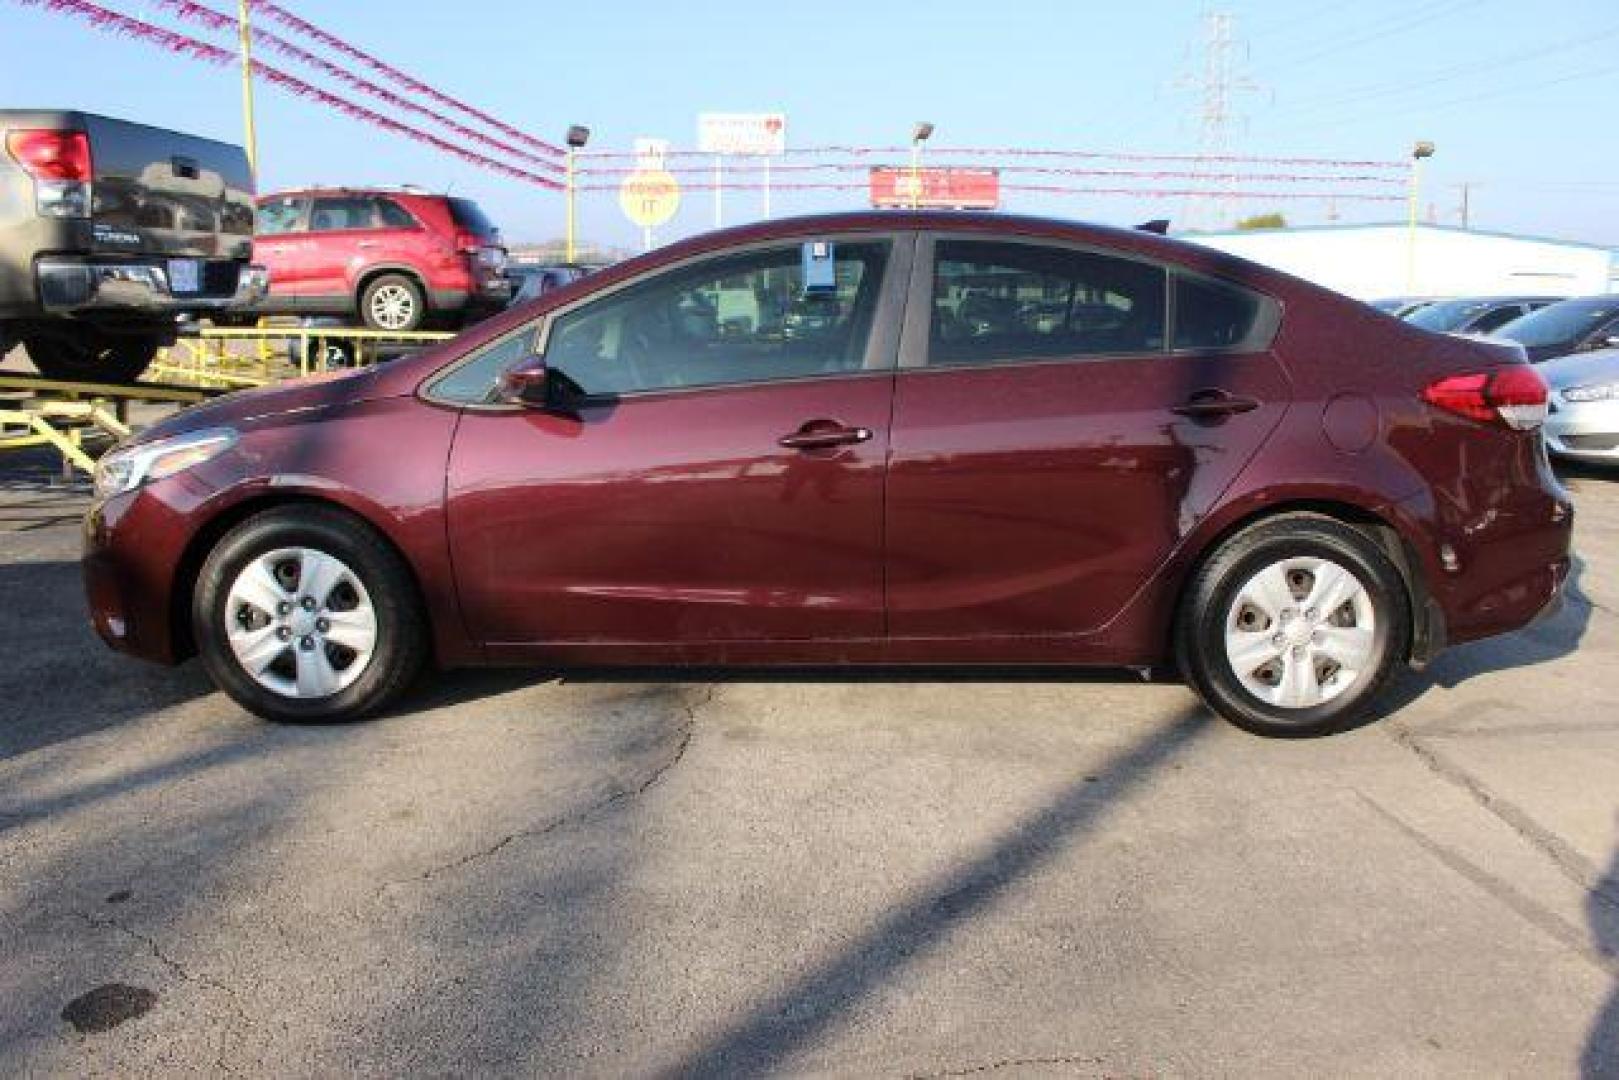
1171, 389, 1260, 420
356, 240, 380, 249
778, 422, 873, 450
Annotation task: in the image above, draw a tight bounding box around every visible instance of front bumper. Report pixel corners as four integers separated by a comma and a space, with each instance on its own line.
39, 257, 269, 316
1545, 396, 1619, 466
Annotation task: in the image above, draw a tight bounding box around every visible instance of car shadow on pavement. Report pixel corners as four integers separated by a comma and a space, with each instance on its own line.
1585, 823, 1619, 1078
655, 704, 1210, 1077
0, 560, 215, 763
1376, 553, 1595, 717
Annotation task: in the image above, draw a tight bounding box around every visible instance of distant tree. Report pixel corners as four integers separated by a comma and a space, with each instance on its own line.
1234, 212, 1287, 231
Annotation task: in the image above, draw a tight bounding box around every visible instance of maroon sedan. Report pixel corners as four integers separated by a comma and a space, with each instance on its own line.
84, 212, 1572, 736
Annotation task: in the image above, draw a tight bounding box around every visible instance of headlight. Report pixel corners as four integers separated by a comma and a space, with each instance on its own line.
93, 427, 236, 499
1561, 381, 1619, 403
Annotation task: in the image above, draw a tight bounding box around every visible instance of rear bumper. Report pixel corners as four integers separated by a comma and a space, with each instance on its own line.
39, 257, 269, 316
1396, 466, 1574, 650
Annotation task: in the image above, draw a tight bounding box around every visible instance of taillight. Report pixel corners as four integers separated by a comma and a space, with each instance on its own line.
5, 129, 92, 218
1423, 366, 1548, 430
453, 230, 482, 255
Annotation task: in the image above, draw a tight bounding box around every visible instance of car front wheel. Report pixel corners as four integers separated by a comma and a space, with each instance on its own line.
193, 506, 426, 722
1177, 513, 1411, 737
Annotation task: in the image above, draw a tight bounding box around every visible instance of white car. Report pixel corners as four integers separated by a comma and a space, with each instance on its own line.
1542, 348, 1619, 466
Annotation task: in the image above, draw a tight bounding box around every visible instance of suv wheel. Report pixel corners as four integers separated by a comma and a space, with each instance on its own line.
1176, 514, 1411, 737
360, 274, 426, 332
24, 333, 159, 384
193, 506, 427, 722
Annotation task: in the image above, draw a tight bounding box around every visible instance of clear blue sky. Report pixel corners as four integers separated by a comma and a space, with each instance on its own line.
2, 0, 1617, 249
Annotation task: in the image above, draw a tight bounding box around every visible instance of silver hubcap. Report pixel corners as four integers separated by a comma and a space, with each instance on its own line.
369, 284, 415, 329
224, 547, 378, 700
1223, 556, 1376, 710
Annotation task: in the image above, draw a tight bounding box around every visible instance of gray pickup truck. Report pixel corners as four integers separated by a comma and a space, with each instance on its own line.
1, 110, 267, 383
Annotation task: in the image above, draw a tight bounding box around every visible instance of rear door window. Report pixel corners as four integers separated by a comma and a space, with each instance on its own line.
929, 240, 1167, 365
375, 198, 418, 230
308, 196, 376, 232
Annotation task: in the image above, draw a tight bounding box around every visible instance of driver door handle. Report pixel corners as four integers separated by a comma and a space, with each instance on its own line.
778, 422, 873, 450
1171, 389, 1260, 420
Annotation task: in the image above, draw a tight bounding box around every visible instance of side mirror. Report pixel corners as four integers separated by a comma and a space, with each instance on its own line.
498, 355, 553, 406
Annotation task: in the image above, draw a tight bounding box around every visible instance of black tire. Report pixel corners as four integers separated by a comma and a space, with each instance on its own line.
24, 333, 159, 384
359, 273, 426, 332
1176, 513, 1411, 737
192, 505, 428, 723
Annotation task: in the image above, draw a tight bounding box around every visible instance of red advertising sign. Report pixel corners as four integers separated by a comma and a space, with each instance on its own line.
869, 166, 1000, 210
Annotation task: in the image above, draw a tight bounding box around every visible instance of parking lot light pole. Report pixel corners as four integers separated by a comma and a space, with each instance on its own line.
565, 125, 590, 264
910, 121, 934, 211
237, 0, 257, 178
1406, 140, 1435, 293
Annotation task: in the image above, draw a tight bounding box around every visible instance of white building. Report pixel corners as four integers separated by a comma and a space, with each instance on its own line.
1183, 223, 1616, 301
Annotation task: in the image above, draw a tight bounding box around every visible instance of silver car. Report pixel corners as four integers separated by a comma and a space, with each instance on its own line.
1542, 347, 1619, 465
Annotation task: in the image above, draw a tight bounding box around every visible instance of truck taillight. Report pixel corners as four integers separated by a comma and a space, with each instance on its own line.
5, 129, 92, 218
1423, 366, 1548, 431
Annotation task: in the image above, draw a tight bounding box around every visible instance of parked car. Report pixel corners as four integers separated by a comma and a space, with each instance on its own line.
0, 109, 266, 383
250, 187, 510, 332
1540, 347, 1619, 466
1490, 295, 1619, 363
1368, 297, 1435, 318
84, 211, 1571, 737
505, 262, 592, 307
1403, 296, 1562, 336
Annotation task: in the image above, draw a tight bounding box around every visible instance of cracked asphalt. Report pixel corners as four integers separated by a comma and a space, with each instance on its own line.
0, 448, 1615, 1077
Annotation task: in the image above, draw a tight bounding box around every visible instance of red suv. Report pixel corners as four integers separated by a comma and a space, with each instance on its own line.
251, 187, 510, 331
84, 212, 1572, 736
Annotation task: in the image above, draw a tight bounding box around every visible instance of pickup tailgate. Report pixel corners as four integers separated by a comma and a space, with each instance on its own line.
79, 112, 254, 259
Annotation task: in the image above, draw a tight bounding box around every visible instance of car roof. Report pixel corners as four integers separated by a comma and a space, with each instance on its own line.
257, 186, 446, 202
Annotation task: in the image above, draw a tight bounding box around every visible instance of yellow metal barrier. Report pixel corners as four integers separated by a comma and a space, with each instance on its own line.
150, 325, 454, 389
4, 325, 452, 476
0, 373, 219, 478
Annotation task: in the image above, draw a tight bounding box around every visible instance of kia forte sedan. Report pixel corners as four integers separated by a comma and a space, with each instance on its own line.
84, 212, 1573, 736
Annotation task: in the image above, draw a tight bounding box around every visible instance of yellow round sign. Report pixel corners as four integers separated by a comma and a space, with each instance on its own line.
619, 169, 681, 229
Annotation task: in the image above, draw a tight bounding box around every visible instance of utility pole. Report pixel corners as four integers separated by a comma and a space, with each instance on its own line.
236, 0, 257, 179
1174, 10, 1260, 230
1452, 181, 1475, 229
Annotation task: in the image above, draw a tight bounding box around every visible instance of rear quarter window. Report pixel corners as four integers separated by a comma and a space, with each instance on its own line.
1172, 274, 1267, 350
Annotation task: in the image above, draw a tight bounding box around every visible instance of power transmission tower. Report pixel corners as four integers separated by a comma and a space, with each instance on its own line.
1174, 10, 1261, 230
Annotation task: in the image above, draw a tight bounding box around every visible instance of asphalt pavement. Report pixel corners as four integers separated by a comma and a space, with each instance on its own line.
0, 447, 1614, 1077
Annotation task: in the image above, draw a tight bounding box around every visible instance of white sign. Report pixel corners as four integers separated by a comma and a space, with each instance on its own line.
633, 137, 670, 171
697, 113, 787, 156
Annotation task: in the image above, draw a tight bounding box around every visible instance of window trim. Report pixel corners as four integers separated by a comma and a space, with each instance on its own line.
424, 231, 915, 409
899, 231, 1279, 372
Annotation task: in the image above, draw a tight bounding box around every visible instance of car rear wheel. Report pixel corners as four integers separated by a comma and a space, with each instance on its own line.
360, 274, 425, 332
1176, 514, 1411, 737
24, 333, 159, 384
193, 506, 427, 722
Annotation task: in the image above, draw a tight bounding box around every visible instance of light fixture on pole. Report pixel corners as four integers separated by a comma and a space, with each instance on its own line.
565, 124, 590, 263
910, 121, 934, 211
1406, 139, 1434, 293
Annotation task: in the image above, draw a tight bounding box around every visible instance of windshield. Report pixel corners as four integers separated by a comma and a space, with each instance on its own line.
1405, 299, 1493, 331
447, 197, 498, 239
1495, 298, 1619, 347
